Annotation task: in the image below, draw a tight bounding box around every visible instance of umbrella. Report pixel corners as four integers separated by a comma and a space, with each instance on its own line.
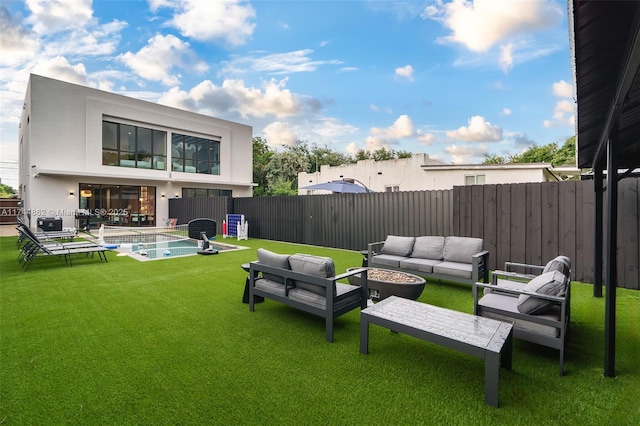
302, 179, 373, 193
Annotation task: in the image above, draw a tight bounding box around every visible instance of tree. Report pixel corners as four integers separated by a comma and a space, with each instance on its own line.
252, 137, 273, 196
264, 149, 309, 195
483, 136, 576, 167
482, 154, 506, 164
0, 183, 17, 198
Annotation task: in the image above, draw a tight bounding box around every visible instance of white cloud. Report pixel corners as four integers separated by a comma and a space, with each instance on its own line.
221, 50, 342, 76
26, 0, 94, 34
345, 142, 360, 156
543, 99, 575, 128
311, 117, 358, 138
32, 56, 89, 86
395, 64, 414, 81
417, 133, 436, 145
502, 108, 512, 116
158, 78, 303, 119
118, 34, 207, 86
263, 122, 297, 147
0, 7, 40, 66
498, 43, 513, 73
552, 80, 573, 98
366, 114, 414, 151
446, 115, 503, 142
445, 144, 489, 164
156, 0, 256, 46
426, 0, 562, 53
544, 80, 575, 128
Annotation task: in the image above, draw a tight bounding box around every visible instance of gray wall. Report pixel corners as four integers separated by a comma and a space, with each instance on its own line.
169, 178, 640, 289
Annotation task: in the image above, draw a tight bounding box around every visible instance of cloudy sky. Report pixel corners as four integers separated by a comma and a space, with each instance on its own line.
0, 0, 575, 189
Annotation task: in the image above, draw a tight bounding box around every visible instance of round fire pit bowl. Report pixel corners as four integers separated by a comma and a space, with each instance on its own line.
346, 267, 426, 302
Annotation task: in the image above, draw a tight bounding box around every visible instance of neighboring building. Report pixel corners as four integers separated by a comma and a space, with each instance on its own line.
19, 74, 253, 230
298, 153, 578, 194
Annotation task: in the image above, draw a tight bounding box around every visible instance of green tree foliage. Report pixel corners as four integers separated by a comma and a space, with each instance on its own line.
0, 183, 17, 198
355, 148, 412, 162
483, 136, 576, 167
252, 137, 273, 196
264, 149, 309, 196
268, 178, 298, 196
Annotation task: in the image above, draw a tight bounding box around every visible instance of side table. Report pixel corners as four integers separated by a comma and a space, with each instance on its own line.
241, 262, 264, 304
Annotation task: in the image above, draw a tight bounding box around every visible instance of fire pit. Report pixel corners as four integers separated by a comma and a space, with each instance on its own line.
346, 267, 426, 302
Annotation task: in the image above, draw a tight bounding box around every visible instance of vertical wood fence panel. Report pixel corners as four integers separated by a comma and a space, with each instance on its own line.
167, 178, 639, 288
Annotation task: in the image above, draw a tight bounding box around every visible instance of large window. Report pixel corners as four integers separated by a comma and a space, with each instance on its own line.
182, 188, 232, 198
78, 184, 156, 227
102, 121, 167, 170
171, 133, 220, 175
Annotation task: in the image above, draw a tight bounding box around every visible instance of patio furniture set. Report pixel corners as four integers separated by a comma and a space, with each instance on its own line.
246, 235, 572, 407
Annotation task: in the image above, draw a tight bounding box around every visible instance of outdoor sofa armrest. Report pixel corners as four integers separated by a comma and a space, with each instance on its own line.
491, 270, 538, 283
367, 241, 385, 262
472, 250, 490, 283
504, 261, 545, 275
473, 281, 567, 303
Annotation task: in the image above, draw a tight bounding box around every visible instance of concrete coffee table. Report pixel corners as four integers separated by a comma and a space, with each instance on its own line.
360, 296, 513, 407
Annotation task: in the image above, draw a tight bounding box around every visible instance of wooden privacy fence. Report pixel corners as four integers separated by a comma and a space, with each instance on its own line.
169, 178, 640, 289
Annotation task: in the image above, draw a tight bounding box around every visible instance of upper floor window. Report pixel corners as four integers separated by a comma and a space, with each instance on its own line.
171, 133, 221, 175
182, 188, 231, 197
465, 174, 485, 185
102, 121, 167, 170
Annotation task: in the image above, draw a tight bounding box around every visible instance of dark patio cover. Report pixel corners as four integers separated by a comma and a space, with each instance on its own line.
302, 179, 373, 193
571, 0, 640, 377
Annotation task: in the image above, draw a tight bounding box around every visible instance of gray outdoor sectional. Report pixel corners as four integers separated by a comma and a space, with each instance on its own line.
367, 235, 489, 286
248, 248, 368, 342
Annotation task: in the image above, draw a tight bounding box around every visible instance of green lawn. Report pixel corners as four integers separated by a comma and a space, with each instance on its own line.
1, 235, 639, 424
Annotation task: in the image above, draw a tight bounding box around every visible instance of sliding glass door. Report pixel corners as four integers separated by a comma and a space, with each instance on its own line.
79, 184, 156, 227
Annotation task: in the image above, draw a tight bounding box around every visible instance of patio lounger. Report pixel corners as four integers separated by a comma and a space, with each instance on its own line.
17, 227, 109, 270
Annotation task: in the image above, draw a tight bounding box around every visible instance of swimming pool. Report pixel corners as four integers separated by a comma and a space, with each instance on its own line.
113, 238, 245, 260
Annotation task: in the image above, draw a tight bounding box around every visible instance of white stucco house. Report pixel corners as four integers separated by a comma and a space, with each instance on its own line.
19, 74, 253, 230
298, 153, 578, 194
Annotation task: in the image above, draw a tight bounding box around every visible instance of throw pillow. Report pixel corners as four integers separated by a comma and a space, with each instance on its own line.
517, 270, 567, 314
543, 255, 571, 277
381, 235, 415, 257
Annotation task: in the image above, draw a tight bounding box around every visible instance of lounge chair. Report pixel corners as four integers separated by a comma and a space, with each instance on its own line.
17, 225, 109, 271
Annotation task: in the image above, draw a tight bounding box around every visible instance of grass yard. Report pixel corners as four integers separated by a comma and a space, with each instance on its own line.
1, 235, 639, 424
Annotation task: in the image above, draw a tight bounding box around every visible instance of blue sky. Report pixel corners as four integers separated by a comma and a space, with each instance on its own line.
0, 0, 575, 189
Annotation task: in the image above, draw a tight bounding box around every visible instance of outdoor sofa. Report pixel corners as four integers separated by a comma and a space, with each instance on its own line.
248, 248, 368, 342
367, 235, 489, 286
473, 256, 572, 375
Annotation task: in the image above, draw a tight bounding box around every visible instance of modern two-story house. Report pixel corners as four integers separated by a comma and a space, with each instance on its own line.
18, 74, 253, 230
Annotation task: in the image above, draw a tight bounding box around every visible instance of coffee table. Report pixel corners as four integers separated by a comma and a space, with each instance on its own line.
360, 296, 513, 407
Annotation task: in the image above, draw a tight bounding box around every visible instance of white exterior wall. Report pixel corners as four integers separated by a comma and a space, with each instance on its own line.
19, 74, 253, 229
299, 154, 447, 193
298, 154, 558, 194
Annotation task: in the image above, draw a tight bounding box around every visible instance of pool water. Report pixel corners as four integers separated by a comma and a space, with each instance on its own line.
117, 239, 241, 260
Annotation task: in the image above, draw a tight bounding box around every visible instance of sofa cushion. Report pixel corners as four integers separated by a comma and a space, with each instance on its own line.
410, 236, 445, 260
432, 261, 472, 279
255, 278, 287, 296
381, 235, 415, 257
442, 236, 484, 263
399, 258, 441, 274
289, 283, 360, 310
517, 271, 567, 314
371, 254, 407, 268
288, 254, 335, 296
543, 255, 571, 277
257, 248, 290, 284
478, 294, 561, 337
